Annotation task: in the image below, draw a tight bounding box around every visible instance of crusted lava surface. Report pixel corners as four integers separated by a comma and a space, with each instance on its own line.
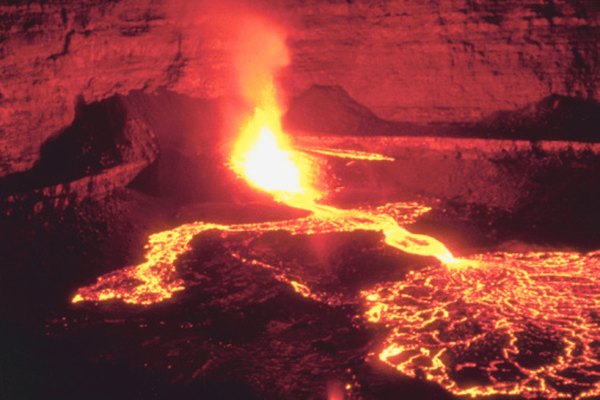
2, 183, 599, 399
1, 192, 452, 399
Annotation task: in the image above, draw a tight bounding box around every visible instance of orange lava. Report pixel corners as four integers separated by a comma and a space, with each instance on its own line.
71, 110, 600, 398
70, 17, 599, 400
71, 16, 453, 305
71, 201, 431, 305
299, 146, 395, 162
363, 251, 600, 399
229, 81, 321, 204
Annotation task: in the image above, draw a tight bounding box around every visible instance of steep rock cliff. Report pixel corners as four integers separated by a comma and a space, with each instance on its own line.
1, 0, 598, 177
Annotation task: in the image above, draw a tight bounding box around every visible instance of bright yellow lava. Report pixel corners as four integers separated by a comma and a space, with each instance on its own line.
228, 82, 455, 264
71, 80, 599, 399
70, 81, 454, 303
363, 251, 600, 399
71, 201, 433, 305
230, 83, 318, 203
300, 146, 395, 162
237, 124, 302, 194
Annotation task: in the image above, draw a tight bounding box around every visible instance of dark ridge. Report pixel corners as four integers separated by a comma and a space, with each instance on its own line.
120, 88, 224, 152
284, 85, 600, 142
470, 94, 600, 142
0, 96, 132, 195
122, 89, 247, 203
283, 84, 427, 136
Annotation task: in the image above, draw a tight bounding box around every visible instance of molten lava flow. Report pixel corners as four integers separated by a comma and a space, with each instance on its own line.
299, 146, 395, 162
363, 251, 600, 399
71, 201, 433, 305
70, 16, 599, 400
226, 80, 455, 264
71, 113, 599, 398
71, 14, 450, 318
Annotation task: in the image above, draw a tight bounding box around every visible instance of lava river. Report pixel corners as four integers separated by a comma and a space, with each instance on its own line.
72, 81, 599, 399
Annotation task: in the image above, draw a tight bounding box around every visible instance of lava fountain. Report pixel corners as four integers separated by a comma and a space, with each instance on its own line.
71, 16, 599, 400
229, 82, 318, 204
70, 75, 455, 304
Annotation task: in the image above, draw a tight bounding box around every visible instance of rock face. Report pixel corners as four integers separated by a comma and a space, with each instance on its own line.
0, 95, 158, 215
0, 0, 185, 177
1, 0, 599, 178
283, 0, 600, 123
471, 94, 600, 140
284, 85, 411, 135
284, 85, 600, 141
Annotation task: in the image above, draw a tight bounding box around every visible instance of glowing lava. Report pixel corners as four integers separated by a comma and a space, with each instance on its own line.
70, 17, 599, 400
229, 83, 318, 203
72, 47, 455, 306
363, 251, 600, 399
70, 98, 599, 397
71, 201, 433, 305
227, 80, 455, 263
300, 146, 395, 162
